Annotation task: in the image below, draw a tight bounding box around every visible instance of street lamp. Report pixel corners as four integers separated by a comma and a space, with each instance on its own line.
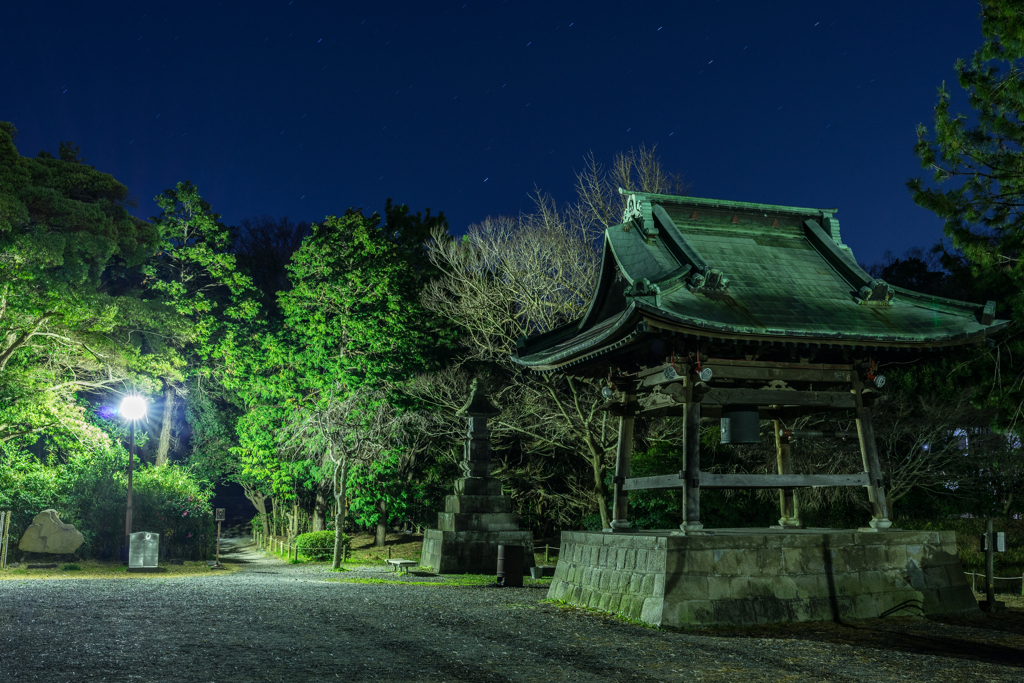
120, 395, 147, 562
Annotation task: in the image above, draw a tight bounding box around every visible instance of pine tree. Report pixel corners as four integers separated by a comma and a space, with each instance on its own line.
908, 1, 1024, 317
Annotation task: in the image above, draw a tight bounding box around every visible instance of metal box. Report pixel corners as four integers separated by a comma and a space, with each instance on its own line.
129, 532, 160, 568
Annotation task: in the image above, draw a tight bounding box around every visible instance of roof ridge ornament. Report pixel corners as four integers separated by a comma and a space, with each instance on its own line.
858, 279, 893, 306
622, 193, 658, 239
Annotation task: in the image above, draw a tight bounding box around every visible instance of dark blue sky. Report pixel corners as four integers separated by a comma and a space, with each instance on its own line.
1, 0, 984, 265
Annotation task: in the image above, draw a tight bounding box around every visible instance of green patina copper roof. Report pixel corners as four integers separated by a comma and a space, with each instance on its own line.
513, 191, 1007, 370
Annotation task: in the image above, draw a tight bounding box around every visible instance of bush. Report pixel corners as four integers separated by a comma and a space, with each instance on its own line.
61, 563, 81, 571
296, 530, 347, 561
0, 444, 215, 560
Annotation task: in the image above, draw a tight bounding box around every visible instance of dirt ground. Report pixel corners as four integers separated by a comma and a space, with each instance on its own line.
1, 536, 1021, 682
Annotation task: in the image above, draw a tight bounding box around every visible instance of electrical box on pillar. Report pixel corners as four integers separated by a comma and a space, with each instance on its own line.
720, 405, 760, 444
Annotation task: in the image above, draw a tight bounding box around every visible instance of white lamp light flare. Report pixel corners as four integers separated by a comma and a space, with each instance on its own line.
120, 395, 148, 421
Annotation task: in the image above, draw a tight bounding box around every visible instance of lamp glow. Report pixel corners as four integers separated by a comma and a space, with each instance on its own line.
120, 395, 147, 421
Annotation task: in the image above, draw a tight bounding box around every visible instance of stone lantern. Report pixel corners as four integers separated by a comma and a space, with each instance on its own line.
421, 381, 534, 574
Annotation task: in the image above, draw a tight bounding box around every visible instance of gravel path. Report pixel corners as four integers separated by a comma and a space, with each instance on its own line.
1, 537, 1022, 682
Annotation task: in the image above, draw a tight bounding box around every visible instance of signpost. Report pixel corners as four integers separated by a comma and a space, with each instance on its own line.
211, 508, 226, 570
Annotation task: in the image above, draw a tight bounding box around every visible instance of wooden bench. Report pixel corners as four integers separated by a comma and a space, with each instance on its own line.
385, 559, 418, 574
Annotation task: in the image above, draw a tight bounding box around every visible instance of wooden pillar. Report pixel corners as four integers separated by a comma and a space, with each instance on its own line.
609, 390, 635, 531
853, 375, 891, 529
681, 385, 702, 533
774, 418, 801, 527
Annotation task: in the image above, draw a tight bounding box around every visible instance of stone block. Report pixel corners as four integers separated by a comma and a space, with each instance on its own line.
750, 597, 791, 624
665, 574, 707, 601
782, 547, 803, 574
444, 495, 512, 514
712, 548, 741, 575
944, 564, 968, 587
756, 548, 784, 575
623, 548, 636, 571
623, 596, 643, 620
771, 575, 799, 600
603, 534, 635, 548
707, 575, 731, 600
653, 573, 665, 597
685, 549, 715, 574
18, 510, 84, 555
923, 564, 950, 589
729, 576, 753, 599
579, 588, 593, 606
436, 512, 520, 532
793, 574, 828, 598
549, 580, 568, 601
884, 543, 908, 567
637, 548, 649, 570
860, 543, 887, 569
640, 597, 664, 625
640, 573, 655, 595
614, 548, 626, 570
648, 549, 667, 572
713, 598, 756, 626
460, 478, 502, 496
628, 572, 643, 594
605, 594, 623, 614
851, 593, 879, 620
734, 551, 761, 576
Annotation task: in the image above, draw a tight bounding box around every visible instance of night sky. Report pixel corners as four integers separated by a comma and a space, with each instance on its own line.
1, 1, 985, 265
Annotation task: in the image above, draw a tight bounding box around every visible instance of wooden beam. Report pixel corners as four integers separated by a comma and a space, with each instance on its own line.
622, 473, 683, 491
622, 471, 870, 491
701, 387, 856, 409
699, 472, 870, 489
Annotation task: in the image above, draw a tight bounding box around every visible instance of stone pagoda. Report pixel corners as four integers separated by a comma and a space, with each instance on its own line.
421, 381, 534, 574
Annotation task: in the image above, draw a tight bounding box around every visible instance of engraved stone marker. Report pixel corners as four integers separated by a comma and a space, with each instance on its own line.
129, 532, 159, 569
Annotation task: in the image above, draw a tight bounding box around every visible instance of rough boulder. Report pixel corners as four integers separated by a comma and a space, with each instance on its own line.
18, 510, 85, 554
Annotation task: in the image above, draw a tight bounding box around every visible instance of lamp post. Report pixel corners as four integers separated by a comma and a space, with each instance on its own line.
120, 395, 147, 563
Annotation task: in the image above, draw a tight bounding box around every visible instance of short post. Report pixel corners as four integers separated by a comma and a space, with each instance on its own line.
212, 508, 225, 569
544, 544, 549, 564
985, 518, 995, 610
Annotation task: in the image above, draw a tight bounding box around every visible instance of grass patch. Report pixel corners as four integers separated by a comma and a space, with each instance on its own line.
0, 559, 239, 580
543, 598, 659, 629
332, 573, 552, 587
278, 531, 559, 571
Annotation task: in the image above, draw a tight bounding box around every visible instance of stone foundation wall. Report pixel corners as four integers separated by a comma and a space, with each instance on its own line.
547, 529, 980, 627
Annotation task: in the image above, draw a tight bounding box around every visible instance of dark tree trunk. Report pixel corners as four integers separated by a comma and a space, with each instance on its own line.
155, 383, 175, 466
375, 499, 388, 547
313, 490, 328, 531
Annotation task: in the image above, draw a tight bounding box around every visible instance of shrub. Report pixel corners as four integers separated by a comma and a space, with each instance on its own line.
61, 563, 81, 571
296, 530, 347, 561
0, 444, 215, 561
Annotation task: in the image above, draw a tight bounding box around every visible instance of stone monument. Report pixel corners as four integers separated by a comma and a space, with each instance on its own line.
421, 382, 534, 574
18, 509, 84, 555
128, 531, 164, 573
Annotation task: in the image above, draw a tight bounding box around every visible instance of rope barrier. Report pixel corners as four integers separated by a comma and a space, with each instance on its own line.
967, 570, 1024, 596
